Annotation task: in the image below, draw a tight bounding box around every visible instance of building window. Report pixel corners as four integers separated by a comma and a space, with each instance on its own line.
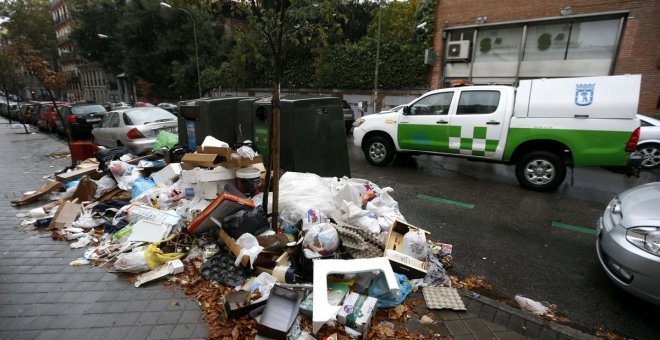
476, 27, 523, 62
566, 19, 619, 60
523, 23, 571, 61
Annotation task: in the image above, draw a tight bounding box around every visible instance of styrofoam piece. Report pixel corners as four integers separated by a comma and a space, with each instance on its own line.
312, 257, 399, 334
182, 167, 236, 183
127, 219, 170, 243
134, 259, 184, 287
151, 163, 182, 185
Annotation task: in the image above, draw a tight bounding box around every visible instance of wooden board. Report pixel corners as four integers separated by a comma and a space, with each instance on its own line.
11, 181, 61, 206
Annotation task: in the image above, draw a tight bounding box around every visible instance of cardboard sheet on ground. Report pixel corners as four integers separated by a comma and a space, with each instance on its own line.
48, 200, 81, 230
134, 259, 184, 287
11, 181, 61, 206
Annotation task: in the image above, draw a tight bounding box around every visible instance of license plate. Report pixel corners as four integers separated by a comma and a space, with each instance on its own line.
86, 118, 101, 123
160, 127, 177, 133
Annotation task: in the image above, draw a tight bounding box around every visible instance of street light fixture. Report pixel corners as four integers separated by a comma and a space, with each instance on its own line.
160, 2, 202, 99
97, 34, 109, 39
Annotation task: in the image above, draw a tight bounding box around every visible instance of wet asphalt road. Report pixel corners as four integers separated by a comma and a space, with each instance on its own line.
345, 136, 660, 339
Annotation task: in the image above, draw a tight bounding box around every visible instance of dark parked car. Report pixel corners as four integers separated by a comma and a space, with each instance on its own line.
59, 103, 108, 140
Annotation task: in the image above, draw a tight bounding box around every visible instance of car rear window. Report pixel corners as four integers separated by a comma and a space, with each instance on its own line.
124, 108, 175, 125
71, 105, 106, 115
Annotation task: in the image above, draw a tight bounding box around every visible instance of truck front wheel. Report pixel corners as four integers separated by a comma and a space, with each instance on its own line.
364, 135, 395, 166
515, 151, 566, 191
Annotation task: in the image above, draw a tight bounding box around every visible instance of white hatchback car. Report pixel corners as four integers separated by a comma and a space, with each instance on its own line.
597, 182, 660, 306
92, 107, 177, 155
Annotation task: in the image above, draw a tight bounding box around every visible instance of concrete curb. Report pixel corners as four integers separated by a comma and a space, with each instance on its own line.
459, 290, 599, 340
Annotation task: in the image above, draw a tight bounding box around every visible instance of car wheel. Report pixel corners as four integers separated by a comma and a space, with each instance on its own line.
363, 135, 395, 166
515, 150, 566, 192
637, 143, 660, 169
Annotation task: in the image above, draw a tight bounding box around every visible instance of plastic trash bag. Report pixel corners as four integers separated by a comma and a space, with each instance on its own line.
341, 200, 381, 234
222, 209, 270, 239
92, 175, 117, 199
302, 223, 340, 258
131, 177, 156, 200
514, 295, 549, 315
234, 233, 263, 268
402, 229, 427, 261
152, 131, 179, 152
368, 272, 412, 308
114, 250, 150, 273
365, 187, 406, 232
144, 235, 186, 269
249, 272, 277, 304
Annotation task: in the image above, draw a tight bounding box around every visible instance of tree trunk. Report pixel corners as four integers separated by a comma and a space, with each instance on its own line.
270, 77, 281, 230
47, 88, 72, 148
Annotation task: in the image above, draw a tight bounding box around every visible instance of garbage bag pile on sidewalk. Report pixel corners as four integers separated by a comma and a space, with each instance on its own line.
13, 134, 456, 339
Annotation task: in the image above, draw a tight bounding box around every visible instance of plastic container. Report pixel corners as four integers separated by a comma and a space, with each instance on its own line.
236, 167, 261, 196
70, 141, 100, 165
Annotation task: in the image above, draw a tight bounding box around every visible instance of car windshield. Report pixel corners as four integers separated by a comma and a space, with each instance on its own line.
71, 105, 106, 115
124, 108, 175, 125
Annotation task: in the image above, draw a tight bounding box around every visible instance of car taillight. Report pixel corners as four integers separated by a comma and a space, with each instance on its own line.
625, 127, 640, 152
127, 128, 145, 139
67, 115, 77, 123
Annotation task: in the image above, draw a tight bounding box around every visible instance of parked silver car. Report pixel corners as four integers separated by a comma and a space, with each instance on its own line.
92, 107, 178, 155
597, 182, 660, 306
637, 114, 660, 169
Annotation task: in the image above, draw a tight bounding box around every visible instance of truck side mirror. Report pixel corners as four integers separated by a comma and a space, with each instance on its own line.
402, 106, 411, 115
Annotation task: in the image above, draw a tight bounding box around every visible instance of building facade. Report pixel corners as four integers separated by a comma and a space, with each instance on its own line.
52, 0, 83, 102
430, 0, 659, 115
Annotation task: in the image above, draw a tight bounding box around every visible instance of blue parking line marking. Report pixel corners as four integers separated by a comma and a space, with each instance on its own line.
417, 194, 475, 209
551, 221, 597, 235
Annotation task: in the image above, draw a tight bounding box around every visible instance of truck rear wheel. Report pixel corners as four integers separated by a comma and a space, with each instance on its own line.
515, 151, 566, 191
364, 135, 395, 166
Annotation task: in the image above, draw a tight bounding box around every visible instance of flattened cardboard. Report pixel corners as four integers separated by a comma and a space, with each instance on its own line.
257, 285, 303, 340
151, 163, 182, 185
219, 228, 249, 267
56, 161, 100, 182
384, 220, 430, 279
11, 181, 61, 206
71, 176, 97, 202
48, 200, 81, 230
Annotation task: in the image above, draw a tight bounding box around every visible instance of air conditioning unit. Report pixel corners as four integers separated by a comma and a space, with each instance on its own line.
446, 40, 470, 62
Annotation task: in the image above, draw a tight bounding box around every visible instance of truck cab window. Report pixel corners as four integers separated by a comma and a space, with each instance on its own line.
457, 91, 501, 115
410, 92, 454, 116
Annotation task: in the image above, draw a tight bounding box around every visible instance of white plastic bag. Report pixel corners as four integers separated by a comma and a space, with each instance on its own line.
114, 251, 150, 273
514, 295, 549, 315
279, 172, 339, 219
236, 146, 257, 160
340, 200, 381, 234
249, 272, 277, 303
200, 136, 229, 148
302, 223, 340, 258
92, 175, 117, 199
402, 229, 427, 260
235, 233, 264, 269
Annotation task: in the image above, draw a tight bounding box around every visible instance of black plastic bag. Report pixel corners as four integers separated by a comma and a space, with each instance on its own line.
222, 209, 270, 239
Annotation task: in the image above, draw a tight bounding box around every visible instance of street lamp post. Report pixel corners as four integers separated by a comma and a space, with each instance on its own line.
160, 2, 202, 99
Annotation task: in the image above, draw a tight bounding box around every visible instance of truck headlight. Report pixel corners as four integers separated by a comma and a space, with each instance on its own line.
626, 227, 660, 256
354, 118, 365, 127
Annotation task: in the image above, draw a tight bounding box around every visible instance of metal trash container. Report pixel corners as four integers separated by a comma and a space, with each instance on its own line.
252, 95, 350, 178
177, 97, 254, 151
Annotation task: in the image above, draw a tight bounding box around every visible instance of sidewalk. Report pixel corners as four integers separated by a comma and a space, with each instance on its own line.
0, 118, 596, 340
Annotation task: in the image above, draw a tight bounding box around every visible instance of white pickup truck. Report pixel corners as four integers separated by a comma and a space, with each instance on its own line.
353, 75, 642, 191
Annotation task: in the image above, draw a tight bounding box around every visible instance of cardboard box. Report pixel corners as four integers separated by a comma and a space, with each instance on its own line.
221, 155, 264, 169
196, 146, 233, 158
384, 220, 430, 279
337, 292, 378, 336
257, 285, 303, 340
48, 200, 81, 230
181, 153, 224, 168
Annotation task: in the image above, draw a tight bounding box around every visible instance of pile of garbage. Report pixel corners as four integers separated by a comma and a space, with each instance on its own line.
13, 134, 457, 339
